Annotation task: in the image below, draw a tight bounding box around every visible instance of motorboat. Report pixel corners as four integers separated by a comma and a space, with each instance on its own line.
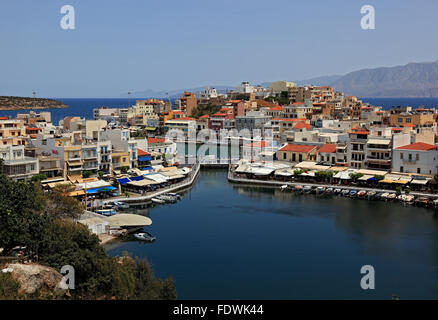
349, 190, 357, 197
303, 186, 312, 194
157, 195, 177, 203
166, 192, 181, 200
367, 191, 376, 198
95, 208, 118, 216
341, 189, 350, 196
151, 197, 165, 204
133, 231, 156, 242
357, 190, 367, 198
326, 187, 334, 194
387, 193, 396, 200
334, 188, 342, 194
280, 185, 289, 191
113, 201, 129, 209
381, 193, 390, 200
316, 186, 325, 193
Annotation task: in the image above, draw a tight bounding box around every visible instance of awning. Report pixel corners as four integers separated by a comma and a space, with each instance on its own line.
62, 190, 85, 197
379, 179, 394, 184
67, 160, 83, 166
358, 174, 374, 181
85, 186, 116, 194
367, 139, 391, 145
138, 156, 151, 162
411, 179, 430, 185
117, 178, 131, 185
127, 179, 159, 187
130, 176, 144, 181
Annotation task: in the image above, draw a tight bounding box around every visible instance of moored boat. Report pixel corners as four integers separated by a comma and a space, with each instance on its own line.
151, 197, 165, 204
95, 208, 118, 216
133, 231, 156, 242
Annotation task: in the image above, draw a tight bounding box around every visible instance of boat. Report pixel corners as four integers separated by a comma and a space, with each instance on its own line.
433, 199, 438, 207
402, 195, 415, 204
341, 189, 350, 196
415, 197, 430, 207
334, 188, 342, 194
166, 192, 181, 200
381, 193, 390, 200
387, 193, 396, 200
133, 231, 156, 242
294, 185, 303, 194
151, 198, 165, 204
375, 192, 385, 200
357, 190, 367, 198
95, 208, 118, 216
280, 185, 289, 191
326, 187, 334, 194
113, 201, 129, 209
367, 191, 376, 198
349, 190, 357, 197
157, 195, 177, 203
316, 186, 325, 194
303, 185, 312, 194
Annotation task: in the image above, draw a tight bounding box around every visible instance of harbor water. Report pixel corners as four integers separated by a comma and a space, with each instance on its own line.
106, 169, 438, 299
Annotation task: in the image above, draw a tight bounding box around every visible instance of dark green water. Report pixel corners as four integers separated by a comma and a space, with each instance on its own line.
106, 169, 438, 299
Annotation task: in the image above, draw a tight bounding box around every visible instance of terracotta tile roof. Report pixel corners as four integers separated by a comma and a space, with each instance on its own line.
293, 122, 312, 130
244, 141, 270, 148
137, 148, 150, 156
147, 137, 165, 144
396, 142, 436, 151
269, 105, 283, 111
318, 144, 337, 153
279, 144, 317, 153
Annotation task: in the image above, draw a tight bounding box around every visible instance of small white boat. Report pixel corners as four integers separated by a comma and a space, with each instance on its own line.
95, 208, 118, 216
152, 198, 165, 204
113, 201, 129, 209
133, 232, 156, 242
387, 193, 396, 200
280, 185, 289, 191
334, 188, 342, 194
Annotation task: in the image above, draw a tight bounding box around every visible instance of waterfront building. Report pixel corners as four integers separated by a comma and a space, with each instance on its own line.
277, 143, 318, 163
392, 142, 438, 175
316, 144, 337, 165
235, 111, 271, 137
164, 118, 197, 138
347, 128, 369, 169
365, 138, 392, 170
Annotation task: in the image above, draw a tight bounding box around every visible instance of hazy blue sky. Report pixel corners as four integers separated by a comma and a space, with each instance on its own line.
1, 0, 438, 97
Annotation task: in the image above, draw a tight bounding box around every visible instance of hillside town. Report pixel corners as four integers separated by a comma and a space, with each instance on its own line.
1, 80, 438, 223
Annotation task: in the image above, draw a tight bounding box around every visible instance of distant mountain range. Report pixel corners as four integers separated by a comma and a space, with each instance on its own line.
123, 60, 438, 99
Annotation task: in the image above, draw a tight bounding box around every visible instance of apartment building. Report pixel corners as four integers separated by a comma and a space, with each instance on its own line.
0, 145, 38, 180
277, 144, 318, 163
347, 129, 369, 169
176, 91, 198, 116
0, 119, 27, 146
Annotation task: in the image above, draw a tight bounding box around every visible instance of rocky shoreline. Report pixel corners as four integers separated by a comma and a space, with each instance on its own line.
0, 96, 68, 110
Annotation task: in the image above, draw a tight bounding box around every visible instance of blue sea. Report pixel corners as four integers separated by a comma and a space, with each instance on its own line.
1, 97, 438, 125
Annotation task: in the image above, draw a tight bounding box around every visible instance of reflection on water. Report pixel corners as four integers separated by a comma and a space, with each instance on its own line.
107, 169, 438, 299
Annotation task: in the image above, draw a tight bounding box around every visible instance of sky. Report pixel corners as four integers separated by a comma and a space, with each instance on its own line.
1, 0, 438, 98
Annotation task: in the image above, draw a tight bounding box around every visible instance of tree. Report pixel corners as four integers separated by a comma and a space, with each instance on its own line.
349, 173, 364, 181
31, 174, 48, 182
374, 175, 384, 182
45, 184, 84, 219
82, 170, 92, 178
120, 166, 129, 174
405, 187, 411, 194
293, 169, 304, 176
396, 186, 402, 195
98, 171, 104, 178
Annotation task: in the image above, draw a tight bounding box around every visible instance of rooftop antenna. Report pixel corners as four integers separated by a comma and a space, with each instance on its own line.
128, 91, 132, 108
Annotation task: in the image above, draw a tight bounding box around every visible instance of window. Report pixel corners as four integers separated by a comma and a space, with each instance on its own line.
398, 118, 403, 123
400, 166, 404, 172
406, 118, 411, 123
283, 153, 286, 160
408, 154, 412, 161
400, 153, 403, 159
416, 154, 419, 161
417, 168, 421, 174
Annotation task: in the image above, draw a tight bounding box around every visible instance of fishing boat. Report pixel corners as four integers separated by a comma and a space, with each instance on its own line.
157, 195, 177, 203
294, 185, 303, 194
113, 201, 129, 209
415, 197, 430, 207
133, 231, 156, 242
280, 185, 289, 191
387, 193, 396, 200
326, 187, 334, 194
349, 190, 357, 197
367, 191, 376, 198
381, 193, 390, 200
341, 189, 350, 196
303, 185, 312, 194
166, 192, 181, 200
433, 199, 438, 207
316, 186, 325, 194
334, 188, 342, 194
402, 195, 415, 204
376, 192, 385, 200
95, 208, 118, 216
151, 197, 165, 204
357, 190, 367, 198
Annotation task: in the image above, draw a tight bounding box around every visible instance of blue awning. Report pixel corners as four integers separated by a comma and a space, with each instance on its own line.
85, 186, 117, 194
142, 166, 153, 171
130, 176, 144, 181
138, 156, 151, 162
117, 178, 131, 185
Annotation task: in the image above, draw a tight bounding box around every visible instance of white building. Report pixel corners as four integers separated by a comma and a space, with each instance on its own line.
0, 145, 39, 181
200, 86, 218, 99
392, 142, 438, 175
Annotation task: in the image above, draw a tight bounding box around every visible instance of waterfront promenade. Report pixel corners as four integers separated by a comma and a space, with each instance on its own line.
102, 163, 201, 204
228, 167, 438, 199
